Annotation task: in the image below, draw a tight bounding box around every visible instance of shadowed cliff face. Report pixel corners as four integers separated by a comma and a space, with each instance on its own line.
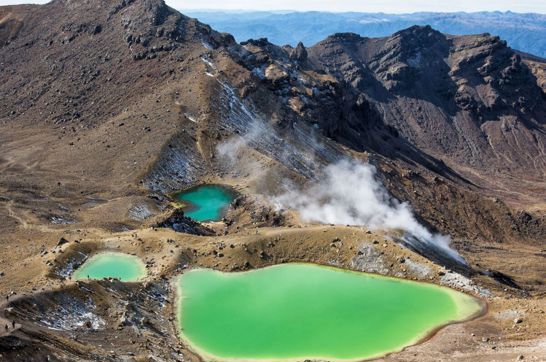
231, 26, 546, 185
362, 28, 546, 187
230, 27, 546, 212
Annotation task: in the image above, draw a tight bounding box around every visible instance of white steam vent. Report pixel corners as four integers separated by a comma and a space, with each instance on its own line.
272, 159, 467, 265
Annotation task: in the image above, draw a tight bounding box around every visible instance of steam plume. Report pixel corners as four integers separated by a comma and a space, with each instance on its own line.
215, 80, 466, 266
272, 159, 467, 265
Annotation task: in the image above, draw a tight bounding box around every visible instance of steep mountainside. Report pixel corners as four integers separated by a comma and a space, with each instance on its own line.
310, 29, 546, 184
0, 1, 545, 361
228, 28, 546, 207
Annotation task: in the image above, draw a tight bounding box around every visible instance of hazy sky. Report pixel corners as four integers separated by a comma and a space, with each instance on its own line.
1, 0, 545, 13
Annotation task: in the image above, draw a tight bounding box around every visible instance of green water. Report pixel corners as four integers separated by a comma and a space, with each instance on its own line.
72, 252, 146, 282
176, 185, 234, 222
177, 263, 482, 362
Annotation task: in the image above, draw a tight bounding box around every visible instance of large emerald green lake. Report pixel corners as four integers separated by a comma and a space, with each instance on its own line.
72, 252, 146, 282
176, 263, 483, 361
175, 185, 235, 222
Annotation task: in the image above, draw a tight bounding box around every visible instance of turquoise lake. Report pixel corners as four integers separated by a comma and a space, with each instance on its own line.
177, 263, 483, 361
175, 185, 235, 222
72, 252, 146, 281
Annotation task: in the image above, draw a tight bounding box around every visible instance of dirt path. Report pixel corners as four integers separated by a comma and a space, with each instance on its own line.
5, 200, 28, 229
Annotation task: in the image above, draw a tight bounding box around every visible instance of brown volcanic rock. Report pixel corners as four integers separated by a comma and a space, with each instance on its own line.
0, 0, 236, 198
304, 27, 546, 185
524, 53, 546, 92
229, 30, 545, 210
0, 0, 230, 126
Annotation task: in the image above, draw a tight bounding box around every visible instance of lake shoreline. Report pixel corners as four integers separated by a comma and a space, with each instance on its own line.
173, 262, 487, 362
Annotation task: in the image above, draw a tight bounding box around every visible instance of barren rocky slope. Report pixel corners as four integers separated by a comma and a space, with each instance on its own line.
0, 0, 544, 361
233, 28, 546, 206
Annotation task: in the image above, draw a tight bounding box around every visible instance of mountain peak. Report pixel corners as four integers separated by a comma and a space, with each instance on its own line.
393, 24, 438, 37
323, 32, 365, 44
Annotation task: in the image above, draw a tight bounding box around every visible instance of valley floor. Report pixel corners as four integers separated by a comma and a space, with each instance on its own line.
0, 204, 545, 361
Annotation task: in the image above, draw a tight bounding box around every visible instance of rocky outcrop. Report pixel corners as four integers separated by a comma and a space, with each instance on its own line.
156, 208, 215, 235
289, 41, 308, 62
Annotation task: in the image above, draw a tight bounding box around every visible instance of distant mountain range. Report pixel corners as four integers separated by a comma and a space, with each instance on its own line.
184, 11, 546, 58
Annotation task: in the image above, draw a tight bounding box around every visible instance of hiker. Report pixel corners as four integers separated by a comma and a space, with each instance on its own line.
4, 324, 8, 331
12, 320, 15, 328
